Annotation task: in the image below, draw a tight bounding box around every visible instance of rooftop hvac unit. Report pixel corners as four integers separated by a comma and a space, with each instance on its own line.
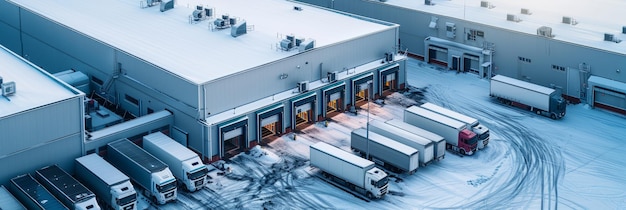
294, 6, 303, 11
480, 1, 494, 9
298, 39, 315, 52
327, 71, 338, 83
192, 6, 205, 21
1, 81, 16, 96
160, 0, 174, 12
214, 19, 226, 27
205, 8, 213, 18
424, 0, 433, 5
297, 81, 309, 93
604, 33, 622, 43
521, 8, 531, 15
562, 16, 578, 25
537, 26, 554, 38
507, 14, 521, 22
229, 18, 237, 25
622, 26, 626, 34
146, 0, 161, 7
222, 14, 229, 20
295, 38, 305, 46
231, 21, 247, 37
280, 39, 293, 50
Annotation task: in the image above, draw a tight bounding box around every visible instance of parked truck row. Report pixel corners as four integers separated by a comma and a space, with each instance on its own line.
351, 128, 420, 174
420, 103, 490, 149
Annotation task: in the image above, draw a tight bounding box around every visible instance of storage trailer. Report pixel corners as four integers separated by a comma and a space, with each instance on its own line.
75, 154, 137, 210
9, 174, 68, 210
490, 75, 566, 119
106, 139, 177, 205
34, 165, 101, 210
420, 102, 490, 149
367, 119, 435, 166
404, 106, 478, 156
309, 142, 389, 199
385, 119, 446, 161
142, 132, 208, 192
351, 128, 420, 174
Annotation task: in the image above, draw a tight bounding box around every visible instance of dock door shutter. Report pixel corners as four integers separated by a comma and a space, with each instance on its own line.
322, 82, 346, 118
223, 127, 243, 140
218, 117, 248, 157
329, 92, 341, 101
351, 73, 374, 105
379, 64, 400, 92
291, 92, 317, 130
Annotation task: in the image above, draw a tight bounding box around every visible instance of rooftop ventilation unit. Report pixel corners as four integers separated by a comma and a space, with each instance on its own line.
159, 0, 174, 12
212, 14, 233, 30
327, 71, 338, 83
562, 16, 578, 25
231, 21, 247, 37
622, 26, 626, 34
280, 35, 295, 50
298, 39, 315, 52
521, 8, 531, 15
192, 5, 206, 21
480, 1, 495, 9
297, 81, 309, 93
1, 80, 16, 97
424, 0, 434, 6
295, 38, 305, 47
537, 26, 554, 38
294, 6, 303, 11
507, 14, 521, 22
604, 33, 622, 43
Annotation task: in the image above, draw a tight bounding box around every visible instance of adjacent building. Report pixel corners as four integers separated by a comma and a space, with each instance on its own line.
0, 0, 406, 162
295, 0, 626, 114
0, 44, 84, 184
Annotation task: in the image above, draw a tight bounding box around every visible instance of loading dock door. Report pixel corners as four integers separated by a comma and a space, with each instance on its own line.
352, 73, 373, 107
322, 82, 346, 118
291, 93, 316, 130
567, 68, 581, 100
257, 105, 283, 143
219, 117, 248, 157
593, 87, 626, 115
379, 64, 399, 95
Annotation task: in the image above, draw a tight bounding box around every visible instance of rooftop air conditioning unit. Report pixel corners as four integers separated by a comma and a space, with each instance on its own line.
521, 8, 531, 15
1, 81, 16, 96
295, 38, 305, 47
424, 0, 434, 6
192, 5, 205, 21
231, 21, 247, 37
622, 26, 626, 34
280, 39, 293, 50
604, 33, 622, 43
160, 0, 174, 12
480, 1, 494, 9
537, 26, 554, 38
298, 39, 315, 52
507, 14, 521, 22
327, 71, 338, 83
562, 16, 578, 25
297, 81, 309, 93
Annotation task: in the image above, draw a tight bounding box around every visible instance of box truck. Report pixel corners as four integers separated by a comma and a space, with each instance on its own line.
367, 120, 435, 166
9, 174, 68, 210
309, 142, 389, 199
106, 139, 177, 205
34, 165, 101, 210
490, 75, 566, 119
385, 119, 446, 161
75, 154, 137, 210
142, 132, 208, 192
0, 185, 26, 210
420, 102, 490, 149
404, 106, 478, 156
351, 128, 420, 174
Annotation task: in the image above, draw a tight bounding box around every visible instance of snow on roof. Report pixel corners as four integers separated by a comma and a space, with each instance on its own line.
491, 75, 555, 95
8, 0, 393, 84
405, 106, 467, 129
310, 142, 373, 168
387, 0, 626, 55
0, 45, 79, 118
588, 75, 626, 93
353, 128, 418, 156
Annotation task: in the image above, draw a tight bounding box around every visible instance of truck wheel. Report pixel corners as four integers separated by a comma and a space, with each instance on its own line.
460, 149, 466, 156
536, 110, 541, 115
367, 192, 374, 199
551, 114, 557, 120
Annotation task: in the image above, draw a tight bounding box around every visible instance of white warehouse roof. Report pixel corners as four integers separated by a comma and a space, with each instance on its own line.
0, 45, 78, 118
7, 0, 393, 84
388, 0, 626, 54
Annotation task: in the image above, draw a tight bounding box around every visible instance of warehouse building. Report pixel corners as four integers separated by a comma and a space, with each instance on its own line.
0, 44, 84, 184
0, 0, 406, 162
295, 0, 626, 114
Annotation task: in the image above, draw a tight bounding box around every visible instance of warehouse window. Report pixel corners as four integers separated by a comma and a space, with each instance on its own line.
518, 56, 531, 63
552, 64, 566, 71
466, 29, 484, 41
125, 94, 139, 106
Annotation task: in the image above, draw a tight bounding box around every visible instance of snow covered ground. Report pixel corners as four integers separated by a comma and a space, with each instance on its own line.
144, 58, 626, 209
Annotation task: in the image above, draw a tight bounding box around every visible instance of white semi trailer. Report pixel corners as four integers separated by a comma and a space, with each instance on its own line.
309, 142, 389, 199
142, 132, 208, 192
490, 75, 566, 119
404, 106, 478, 156
351, 128, 420, 174
385, 119, 446, 161
9, 174, 68, 210
106, 139, 177, 205
420, 102, 490, 149
367, 120, 435, 166
34, 165, 101, 210
75, 154, 137, 210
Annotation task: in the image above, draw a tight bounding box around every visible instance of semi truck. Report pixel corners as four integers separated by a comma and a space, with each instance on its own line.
106, 139, 177, 205
309, 142, 389, 199
34, 165, 101, 210
142, 132, 208, 192
385, 119, 446, 161
367, 119, 435, 166
404, 106, 478, 156
420, 102, 490, 150
75, 154, 137, 210
0, 185, 26, 210
9, 174, 68, 210
490, 75, 566, 119
351, 128, 420, 174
